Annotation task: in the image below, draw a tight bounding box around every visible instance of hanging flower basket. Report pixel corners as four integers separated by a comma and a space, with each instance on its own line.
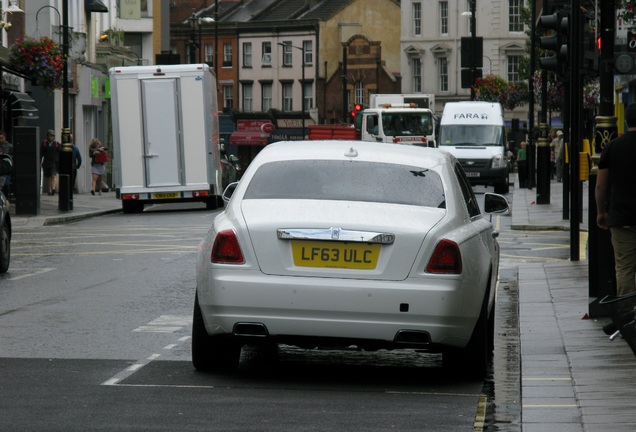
473, 75, 529, 111
618, 0, 636, 30
9, 37, 65, 90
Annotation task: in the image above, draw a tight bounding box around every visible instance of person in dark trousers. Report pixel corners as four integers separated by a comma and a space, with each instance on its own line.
41, 129, 60, 195
516, 141, 527, 188
595, 103, 636, 298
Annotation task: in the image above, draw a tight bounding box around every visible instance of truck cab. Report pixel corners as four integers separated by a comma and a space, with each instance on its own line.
357, 104, 435, 147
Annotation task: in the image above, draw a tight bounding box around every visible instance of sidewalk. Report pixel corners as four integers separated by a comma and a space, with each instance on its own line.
8, 190, 121, 227
8, 179, 636, 431
512, 176, 636, 431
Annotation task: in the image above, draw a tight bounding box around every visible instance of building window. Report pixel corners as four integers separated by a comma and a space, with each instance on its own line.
281, 42, 293, 66
204, 44, 214, 65
242, 84, 253, 112
413, 3, 422, 36
439, 57, 448, 92
282, 82, 293, 111
440, 2, 448, 35
354, 81, 365, 105
262, 42, 272, 67
303, 82, 313, 110
507, 55, 521, 82
412, 58, 422, 93
243, 42, 252, 68
509, 0, 524, 32
262, 83, 272, 111
303, 40, 313, 65
223, 83, 233, 109
223, 43, 232, 67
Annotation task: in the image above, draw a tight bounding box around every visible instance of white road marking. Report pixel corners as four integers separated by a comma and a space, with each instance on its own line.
5, 267, 56, 281
132, 315, 191, 333
102, 353, 162, 386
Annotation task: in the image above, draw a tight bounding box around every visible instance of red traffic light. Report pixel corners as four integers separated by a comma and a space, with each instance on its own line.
351, 104, 363, 119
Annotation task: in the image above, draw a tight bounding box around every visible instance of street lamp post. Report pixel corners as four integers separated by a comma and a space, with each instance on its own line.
469, 0, 477, 100
188, 10, 197, 63
278, 42, 306, 139
59, 0, 72, 211
198, 17, 214, 63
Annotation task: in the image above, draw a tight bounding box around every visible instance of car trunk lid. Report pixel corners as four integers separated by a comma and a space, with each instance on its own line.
241, 199, 445, 280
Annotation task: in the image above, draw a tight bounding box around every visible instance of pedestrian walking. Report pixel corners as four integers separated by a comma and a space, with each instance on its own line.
88, 138, 108, 196
595, 103, 636, 297
554, 130, 564, 182
41, 129, 60, 196
517, 141, 527, 188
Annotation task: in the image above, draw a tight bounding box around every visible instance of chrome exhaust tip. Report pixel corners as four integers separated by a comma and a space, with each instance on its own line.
394, 330, 431, 345
233, 322, 269, 337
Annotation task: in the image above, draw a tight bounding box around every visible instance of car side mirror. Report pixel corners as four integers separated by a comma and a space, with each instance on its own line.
484, 192, 510, 215
222, 182, 239, 204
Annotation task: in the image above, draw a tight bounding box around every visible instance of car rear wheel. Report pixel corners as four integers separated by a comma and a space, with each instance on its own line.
442, 294, 491, 380
0, 221, 10, 273
192, 293, 241, 372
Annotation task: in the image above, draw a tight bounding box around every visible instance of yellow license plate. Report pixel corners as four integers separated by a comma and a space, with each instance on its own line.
153, 192, 179, 199
291, 240, 380, 269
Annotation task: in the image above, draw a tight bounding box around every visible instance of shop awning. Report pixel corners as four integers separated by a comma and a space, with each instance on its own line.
230, 131, 270, 146
10, 92, 38, 120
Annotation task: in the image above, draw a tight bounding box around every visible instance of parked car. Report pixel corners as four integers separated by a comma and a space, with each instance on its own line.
0, 154, 12, 273
193, 140, 509, 378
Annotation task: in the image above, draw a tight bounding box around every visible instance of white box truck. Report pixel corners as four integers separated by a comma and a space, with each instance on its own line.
109, 64, 223, 213
438, 101, 510, 194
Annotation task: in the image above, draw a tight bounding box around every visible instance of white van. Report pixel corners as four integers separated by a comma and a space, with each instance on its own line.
438, 101, 510, 194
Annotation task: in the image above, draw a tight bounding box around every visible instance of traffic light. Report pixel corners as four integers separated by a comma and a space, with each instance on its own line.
538, 11, 569, 75
583, 23, 598, 73
350, 103, 363, 122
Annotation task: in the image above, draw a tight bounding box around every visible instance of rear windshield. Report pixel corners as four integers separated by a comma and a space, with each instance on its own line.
244, 160, 445, 208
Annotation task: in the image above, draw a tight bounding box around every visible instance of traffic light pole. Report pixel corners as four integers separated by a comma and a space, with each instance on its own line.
569, 0, 582, 261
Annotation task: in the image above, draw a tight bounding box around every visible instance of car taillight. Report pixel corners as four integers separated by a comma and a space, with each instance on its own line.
211, 230, 244, 264
426, 239, 462, 274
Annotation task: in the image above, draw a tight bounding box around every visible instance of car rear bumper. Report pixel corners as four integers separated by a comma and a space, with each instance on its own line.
197, 270, 483, 350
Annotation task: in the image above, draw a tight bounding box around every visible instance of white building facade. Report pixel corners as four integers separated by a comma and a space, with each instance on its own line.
400, 0, 528, 124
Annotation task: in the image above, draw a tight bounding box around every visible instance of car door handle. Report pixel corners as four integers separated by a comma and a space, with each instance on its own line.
144, 154, 159, 158
492, 231, 499, 238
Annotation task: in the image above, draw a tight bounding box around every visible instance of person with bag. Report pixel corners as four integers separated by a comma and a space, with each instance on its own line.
88, 138, 108, 196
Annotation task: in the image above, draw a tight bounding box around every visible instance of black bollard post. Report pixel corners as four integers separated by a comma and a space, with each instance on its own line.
536, 123, 550, 203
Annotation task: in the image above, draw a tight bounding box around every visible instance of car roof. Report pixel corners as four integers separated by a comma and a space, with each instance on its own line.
254, 140, 453, 169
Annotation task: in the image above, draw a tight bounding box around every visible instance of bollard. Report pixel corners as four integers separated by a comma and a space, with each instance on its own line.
58, 127, 73, 212
536, 123, 550, 203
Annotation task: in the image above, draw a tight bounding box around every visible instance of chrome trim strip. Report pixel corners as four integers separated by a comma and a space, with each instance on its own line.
277, 228, 395, 244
